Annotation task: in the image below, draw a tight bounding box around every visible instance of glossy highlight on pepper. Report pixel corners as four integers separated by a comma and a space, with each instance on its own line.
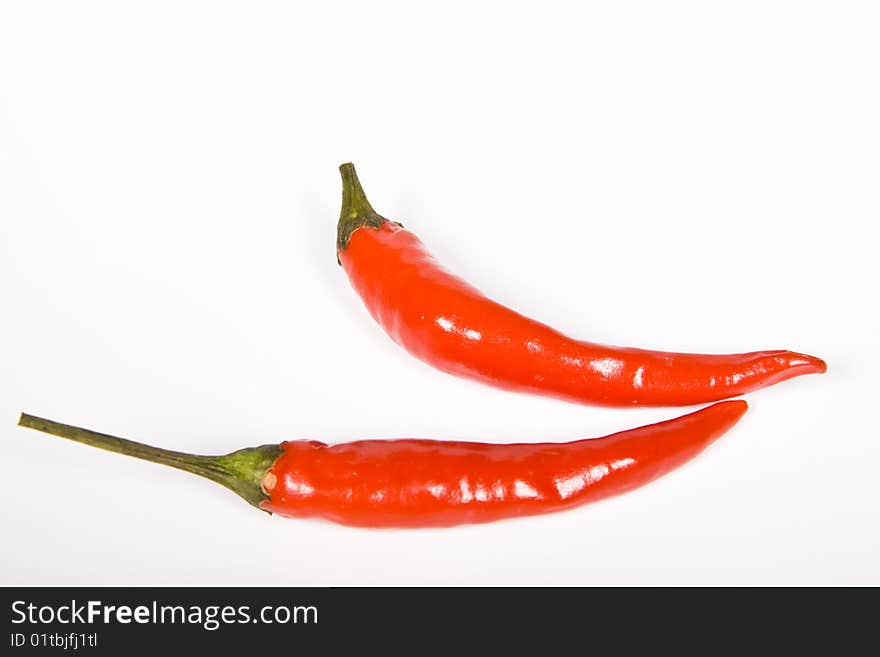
17, 401, 747, 528
336, 163, 826, 407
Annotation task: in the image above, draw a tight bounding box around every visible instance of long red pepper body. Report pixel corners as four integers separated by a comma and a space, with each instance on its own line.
19, 402, 746, 528
336, 164, 825, 407
260, 400, 747, 527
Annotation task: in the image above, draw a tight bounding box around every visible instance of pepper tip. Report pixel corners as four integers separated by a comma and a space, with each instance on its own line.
790, 352, 827, 375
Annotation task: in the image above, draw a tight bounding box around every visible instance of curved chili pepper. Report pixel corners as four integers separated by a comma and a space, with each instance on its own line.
18, 401, 746, 528
336, 164, 825, 407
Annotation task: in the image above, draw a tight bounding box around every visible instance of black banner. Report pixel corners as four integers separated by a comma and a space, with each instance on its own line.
1, 587, 871, 652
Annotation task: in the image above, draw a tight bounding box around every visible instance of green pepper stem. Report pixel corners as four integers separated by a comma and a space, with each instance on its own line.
18, 413, 281, 510
340, 162, 377, 218
337, 162, 387, 251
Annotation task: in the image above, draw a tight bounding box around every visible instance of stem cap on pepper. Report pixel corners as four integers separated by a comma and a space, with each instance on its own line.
337, 162, 388, 252
18, 413, 282, 511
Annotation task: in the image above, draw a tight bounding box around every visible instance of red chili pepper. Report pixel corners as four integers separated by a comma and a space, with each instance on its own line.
18, 401, 746, 528
336, 164, 826, 407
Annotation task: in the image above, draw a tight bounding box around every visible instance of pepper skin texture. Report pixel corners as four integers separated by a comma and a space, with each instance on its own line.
337, 164, 826, 407
260, 400, 747, 528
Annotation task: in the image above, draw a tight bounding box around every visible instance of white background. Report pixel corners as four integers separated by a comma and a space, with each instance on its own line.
1, 2, 877, 586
